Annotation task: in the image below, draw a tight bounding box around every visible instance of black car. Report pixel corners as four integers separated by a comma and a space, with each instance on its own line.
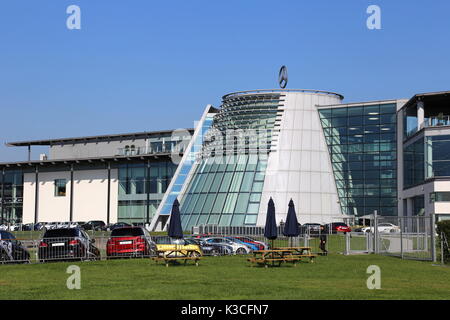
81, 220, 106, 231
0, 231, 30, 263
301, 223, 322, 235
107, 222, 132, 231
38, 228, 100, 262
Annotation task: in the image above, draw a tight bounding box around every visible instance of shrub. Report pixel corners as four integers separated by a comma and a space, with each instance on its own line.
436, 220, 450, 262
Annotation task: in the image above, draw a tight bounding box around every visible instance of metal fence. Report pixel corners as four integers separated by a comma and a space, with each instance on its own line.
1, 216, 438, 265
375, 215, 435, 261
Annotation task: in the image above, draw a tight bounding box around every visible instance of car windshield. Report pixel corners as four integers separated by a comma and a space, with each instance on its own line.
111, 228, 144, 237
44, 229, 79, 238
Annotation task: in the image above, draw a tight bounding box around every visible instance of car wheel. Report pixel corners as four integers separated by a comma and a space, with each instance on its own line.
236, 248, 247, 255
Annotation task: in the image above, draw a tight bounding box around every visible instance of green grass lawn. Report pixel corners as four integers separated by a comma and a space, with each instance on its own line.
1, 254, 449, 300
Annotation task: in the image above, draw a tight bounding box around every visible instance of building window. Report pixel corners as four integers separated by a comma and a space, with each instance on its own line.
430, 192, 450, 203
54, 179, 67, 197
319, 103, 398, 217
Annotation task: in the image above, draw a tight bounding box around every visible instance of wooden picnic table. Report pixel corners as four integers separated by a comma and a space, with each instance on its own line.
248, 248, 317, 267
273, 247, 317, 262
248, 249, 300, 267
152, 249, 202, 267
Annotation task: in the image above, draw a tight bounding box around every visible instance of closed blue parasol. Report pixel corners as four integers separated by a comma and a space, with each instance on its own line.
264, 198, 277, 240
283, 199, 300, 237
168, 198, 183, 239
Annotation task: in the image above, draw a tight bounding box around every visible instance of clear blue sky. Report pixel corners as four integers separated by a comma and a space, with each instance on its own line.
1, 0, 449, 161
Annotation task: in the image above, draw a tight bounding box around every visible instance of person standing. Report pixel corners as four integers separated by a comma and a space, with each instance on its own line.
319, 225, 328, 256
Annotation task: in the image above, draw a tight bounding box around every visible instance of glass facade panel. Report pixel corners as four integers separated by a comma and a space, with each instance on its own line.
403, 138, 424, 188
319, 103, 398, 216
430, 192, 450, 202
0, 170, 24, 224
178, 92, 278, 229
425, 135, 450, 178
178, 154, 268, 228
117, 161, 177, 224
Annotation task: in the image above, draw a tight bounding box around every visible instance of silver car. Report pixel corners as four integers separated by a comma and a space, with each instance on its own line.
201, 237, 252, 255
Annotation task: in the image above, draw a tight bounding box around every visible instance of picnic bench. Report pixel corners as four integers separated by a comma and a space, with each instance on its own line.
248, 247, 317, 267
248, 249, 301, 268
273, 247, 317, 263
152, 249, 202, 267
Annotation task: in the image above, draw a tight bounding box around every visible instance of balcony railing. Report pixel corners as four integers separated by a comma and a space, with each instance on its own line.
117, 144, 186, 157
424, 116, 450, 128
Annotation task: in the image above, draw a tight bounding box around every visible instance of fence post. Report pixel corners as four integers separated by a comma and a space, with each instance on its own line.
400, 217, 404, 259
441, 232, 445, 265
430, 213, 436, 262
344, 231, 350, 255
373, 210, 378, 254
303, 229, 308, 248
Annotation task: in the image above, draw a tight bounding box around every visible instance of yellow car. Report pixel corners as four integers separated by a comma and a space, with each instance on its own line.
155, 238, 202, 257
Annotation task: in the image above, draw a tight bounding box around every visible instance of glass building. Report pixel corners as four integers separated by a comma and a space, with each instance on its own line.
399, 91, 450, 222
318, 103, 398, 216
3, 89, 450, 228
151, 89, 346, 230
177, 92, 281, 229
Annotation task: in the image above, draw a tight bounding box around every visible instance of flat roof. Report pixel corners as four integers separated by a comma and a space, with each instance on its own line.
0, 153, 177, 169
316, 98, 406, 109
400, 90, 450, 111
6, 129, 195, 147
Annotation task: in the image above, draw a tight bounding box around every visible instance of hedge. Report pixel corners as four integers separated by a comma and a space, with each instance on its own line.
436, 220, 450, 262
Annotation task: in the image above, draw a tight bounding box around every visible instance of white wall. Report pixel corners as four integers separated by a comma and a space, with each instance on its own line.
22, 169, 118, 223
257, 91, 342, 226
400, 180, 450, 217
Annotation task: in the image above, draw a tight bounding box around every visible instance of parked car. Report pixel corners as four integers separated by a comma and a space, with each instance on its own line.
185, 238, 232, 256
225, 236, 260, 251
81, 220, 106, 231
301, 223, 322, 235
38, 228, 100, 262
43, 222, 58, 231
0, 231, 30, 263
362, 223, 400, 233
202, 237, 252, 255
35, 222, 46, 231
153, 237, 202, 257
232, 236, 269, 250
323, 223, 352, 234
106, 227, 155, 258
21, 223, 34, 231
69, 221, 85, 228
58, 222, 71, 229
7, 224, 20, 231
107, 222, 132, 231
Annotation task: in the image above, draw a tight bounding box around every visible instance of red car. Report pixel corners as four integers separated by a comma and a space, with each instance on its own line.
233, 236, 267, 250
106, 227, 155, 258
324, 223, 351, 234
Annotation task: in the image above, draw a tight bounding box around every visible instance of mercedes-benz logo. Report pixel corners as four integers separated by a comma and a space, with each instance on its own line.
278, 65, 288, 89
